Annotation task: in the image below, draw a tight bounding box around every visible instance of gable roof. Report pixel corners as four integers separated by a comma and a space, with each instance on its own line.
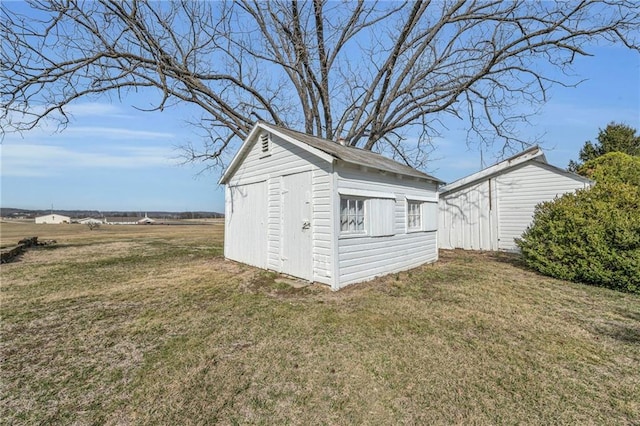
36, 213, 71, 220
440, 146, 593, 195
219, 122, 443, 184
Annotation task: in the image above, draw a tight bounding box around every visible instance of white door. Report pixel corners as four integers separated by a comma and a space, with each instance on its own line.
225, 181, 267, 268
281, 171, 312, 280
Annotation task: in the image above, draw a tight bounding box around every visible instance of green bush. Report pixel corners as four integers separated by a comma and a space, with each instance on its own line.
517, 153, 640, 294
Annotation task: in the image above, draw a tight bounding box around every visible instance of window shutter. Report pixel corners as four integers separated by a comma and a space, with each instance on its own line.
422, 201, 438, 231
367, 198, 395, 236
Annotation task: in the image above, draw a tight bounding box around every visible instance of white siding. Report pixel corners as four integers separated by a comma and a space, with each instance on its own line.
338, 232, 438, 287
227, 134, 320, 186
225, 182, 268, 268
336, 163, 439, 288
225, 128, 442, 289
312, 166, 333, 284
267, 177, 281, 271
35, 214, 71, 224
225, 132, 333, 284
496, 162, 589, 251
439, 161, 590, 252
439, 180, 494, 250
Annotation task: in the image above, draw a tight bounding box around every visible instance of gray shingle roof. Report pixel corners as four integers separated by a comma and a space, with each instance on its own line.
261, 122, 443, 183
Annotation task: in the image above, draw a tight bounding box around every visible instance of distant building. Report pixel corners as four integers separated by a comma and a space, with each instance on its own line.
103, 217, 137, 225
438, 146, 593, 251
35, 213, 71, 224
137, 214, 156, 225
77, 217, 104, 225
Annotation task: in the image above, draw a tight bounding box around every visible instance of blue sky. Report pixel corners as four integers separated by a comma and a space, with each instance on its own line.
1, 44, 638, 213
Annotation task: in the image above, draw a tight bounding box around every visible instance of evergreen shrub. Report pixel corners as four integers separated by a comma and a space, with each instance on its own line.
517, 153, 640, 294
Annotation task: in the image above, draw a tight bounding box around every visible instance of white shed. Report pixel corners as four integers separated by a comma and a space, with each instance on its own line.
219, 122, 444, 290
439, 146, 593, 252
35, 213, 71, 224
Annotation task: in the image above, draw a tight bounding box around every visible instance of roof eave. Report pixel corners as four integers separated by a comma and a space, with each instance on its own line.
218, 122, 336, 185
218, 123, 263, 185
440, 147, 544, 194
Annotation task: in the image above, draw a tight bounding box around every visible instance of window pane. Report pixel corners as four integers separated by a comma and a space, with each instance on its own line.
408, 201, 421, 230
340, 197, 366, 233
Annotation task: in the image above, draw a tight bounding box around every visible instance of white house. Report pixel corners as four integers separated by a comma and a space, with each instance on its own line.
35, 213, 71, 224
438, 146, 593, 252
219, 122, 444, 290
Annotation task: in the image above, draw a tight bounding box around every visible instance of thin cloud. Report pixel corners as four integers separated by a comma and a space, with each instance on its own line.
3, 125, 175, 142
0, 143, 178, 177
64, 102, 127, 117
66, 126, 175, 140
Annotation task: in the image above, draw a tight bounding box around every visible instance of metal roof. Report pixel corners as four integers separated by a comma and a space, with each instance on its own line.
259, 122, 443, 182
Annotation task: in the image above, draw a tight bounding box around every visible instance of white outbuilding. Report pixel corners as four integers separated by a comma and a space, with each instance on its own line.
77, 217, 104, 225
35, 213, 71, 224
219, 122, 444, 290
438, 146, 593, 252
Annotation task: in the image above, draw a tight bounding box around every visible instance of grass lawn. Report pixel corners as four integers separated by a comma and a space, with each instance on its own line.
1, 221, 638, 424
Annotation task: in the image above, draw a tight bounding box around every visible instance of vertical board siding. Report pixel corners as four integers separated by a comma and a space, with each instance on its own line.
281, 172, 313, 280
336, 163, 439, 288
439, 160, 590, 252
226, 133, 332, 284
225, 181, 268, 268
438, 180, 492, 250
267, 178, 281, 271
496, 162, 589, 251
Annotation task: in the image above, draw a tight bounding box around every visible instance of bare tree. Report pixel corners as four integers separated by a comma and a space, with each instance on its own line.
2, 0, 639, 169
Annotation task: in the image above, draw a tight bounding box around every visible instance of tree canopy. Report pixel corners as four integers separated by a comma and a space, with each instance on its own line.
2, 0, 640, 169
569, 123, 640, 172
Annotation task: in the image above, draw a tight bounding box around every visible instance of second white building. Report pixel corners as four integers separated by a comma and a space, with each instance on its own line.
439, 146, 593, 252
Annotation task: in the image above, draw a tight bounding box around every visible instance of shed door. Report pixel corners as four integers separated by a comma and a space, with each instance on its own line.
226, 181, 267, 268
281, 171, 312, 280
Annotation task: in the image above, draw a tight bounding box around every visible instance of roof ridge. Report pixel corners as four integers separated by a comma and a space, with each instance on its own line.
259, 122, 443, 183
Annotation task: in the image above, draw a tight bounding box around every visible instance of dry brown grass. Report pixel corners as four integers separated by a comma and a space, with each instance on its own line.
1, 222, 638, 424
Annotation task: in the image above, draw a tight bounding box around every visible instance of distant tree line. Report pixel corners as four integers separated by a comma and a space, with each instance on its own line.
0, 209, 224, 219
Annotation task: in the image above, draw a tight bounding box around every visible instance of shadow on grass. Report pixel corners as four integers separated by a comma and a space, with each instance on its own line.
1, 243, 65, 264
593, 322, 640, 344
486, 251, 528, 269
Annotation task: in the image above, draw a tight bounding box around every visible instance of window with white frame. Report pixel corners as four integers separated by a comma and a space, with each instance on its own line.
340, 198, 365, 233
407, 200, 422, 231
406, 199, 438, 232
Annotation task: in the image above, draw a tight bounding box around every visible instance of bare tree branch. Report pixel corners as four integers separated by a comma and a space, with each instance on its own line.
1, 0, 638, 169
